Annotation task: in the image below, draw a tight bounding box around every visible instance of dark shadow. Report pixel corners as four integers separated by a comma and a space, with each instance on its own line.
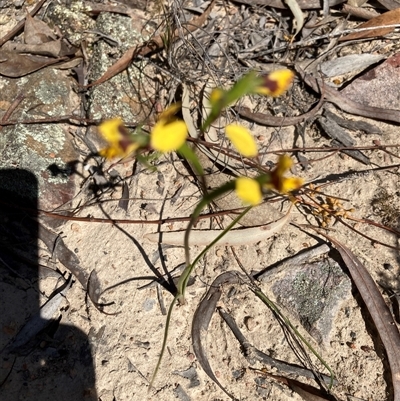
0, 169, 97, 400
47, 161, 122, 195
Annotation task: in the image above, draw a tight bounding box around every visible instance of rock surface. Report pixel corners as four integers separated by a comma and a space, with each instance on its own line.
271, 253, 352, 345
0, 68, 79, 211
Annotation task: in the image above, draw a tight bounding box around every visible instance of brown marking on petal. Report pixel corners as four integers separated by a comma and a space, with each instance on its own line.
119, 138, 133, 151
118, 123, 130, 139
262, 75, 279, 94
270, 171, 283, 192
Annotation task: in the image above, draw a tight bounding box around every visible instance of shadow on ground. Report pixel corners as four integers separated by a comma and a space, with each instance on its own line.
0, 169, 97, 401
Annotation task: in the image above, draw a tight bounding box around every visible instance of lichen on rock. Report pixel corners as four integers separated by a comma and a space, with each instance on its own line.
88, 12, 155, 124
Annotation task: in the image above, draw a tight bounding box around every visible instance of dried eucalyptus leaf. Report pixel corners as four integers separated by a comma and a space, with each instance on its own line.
323, 108, 381, 134
0, 49, 62, 77
118, 182, 130, 212
320, 54, 384, 78
318, 116, 355, 146
24, 13, 57, 45
3, 40, 62, 58
331, 139, 370, 165
192, 272, 242, 400
284, 0, 304, 36
309, 229, 400, 401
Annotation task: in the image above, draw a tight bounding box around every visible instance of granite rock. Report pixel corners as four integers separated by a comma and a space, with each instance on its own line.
271, 255, 352, 345
87, 11, 155, 124
0, 68, 80, 211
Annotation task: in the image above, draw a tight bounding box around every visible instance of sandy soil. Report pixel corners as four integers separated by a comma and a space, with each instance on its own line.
1, 1, 400, 401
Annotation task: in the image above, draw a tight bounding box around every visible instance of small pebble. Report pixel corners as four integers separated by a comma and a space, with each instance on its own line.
231, 298, 240, 306
244, 316, 258, 331
232, 369, 245, 379
71, 223, 80, 232
215, 249, 224, 257
142, 298, 155, 311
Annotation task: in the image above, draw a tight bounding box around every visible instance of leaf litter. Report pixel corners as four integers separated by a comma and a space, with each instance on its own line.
1, 1, 400, 400
304, 227, 400, 401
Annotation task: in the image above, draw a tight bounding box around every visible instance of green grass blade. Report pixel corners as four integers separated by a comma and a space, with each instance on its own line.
254, 288, 335, 389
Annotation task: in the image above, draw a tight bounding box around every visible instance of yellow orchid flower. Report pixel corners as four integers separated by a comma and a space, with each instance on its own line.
98, 118, 124, 143
225, 124, 258, 158
98, 118, 140, 158
234, 155, 302, 206
235, 177, 262, 206
209, 88, 225, 104
255, 69, 294, 97
150, 103, 188, 153
150, 119, 188, 153
158, 102, 183, 120
266, 154, 303, 193
279, 176, 304, 192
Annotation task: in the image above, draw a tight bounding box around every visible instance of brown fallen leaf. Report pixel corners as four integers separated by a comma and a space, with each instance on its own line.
235, 89, 324, 127
288, 380, 336, 401
263, 373, 336, 401
323, 108, 381, 135
376, 0, 400, 10
229, 0, 346, 9
306, 227, 400, 401
38, 223, 89, 290
118, 182, 130, 212
24, 12, 57, 45
3, 41, 61, 57
0, 0, 47, 47
218, 307, 336, 387
340, 8, 400, 41
2, 40, 77, 58
297, 68, 400, 124
192, 271, 241, 400
0, 49, 65, 77
342, 4, 380, 20
87, 270, 118, 314
317, 117, 371, 165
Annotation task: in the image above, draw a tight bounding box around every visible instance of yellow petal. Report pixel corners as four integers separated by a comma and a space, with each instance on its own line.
98, 118, 140, 159
235, 177, 262, 206
263, 155, 303, 193
98, 118, 125, 144
99, 147, 120, 158
276, 154, 293, 174
99, 142, 139, 159
150, 119, 188, 153
159, 103, 182, 120
225, 124, 258, 158
209, 88, 225, 105
281, 177, 304, 193
256, 69, 294, 97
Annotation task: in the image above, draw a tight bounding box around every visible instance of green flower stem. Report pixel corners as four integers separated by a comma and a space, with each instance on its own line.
178, 172, 272, 302
178, 181, 249, 302
201, 71, 263, 132
178, 205, 251, 303
178, 143, 204, 177
150, 182, 251, 389
149, 292, 178, 390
